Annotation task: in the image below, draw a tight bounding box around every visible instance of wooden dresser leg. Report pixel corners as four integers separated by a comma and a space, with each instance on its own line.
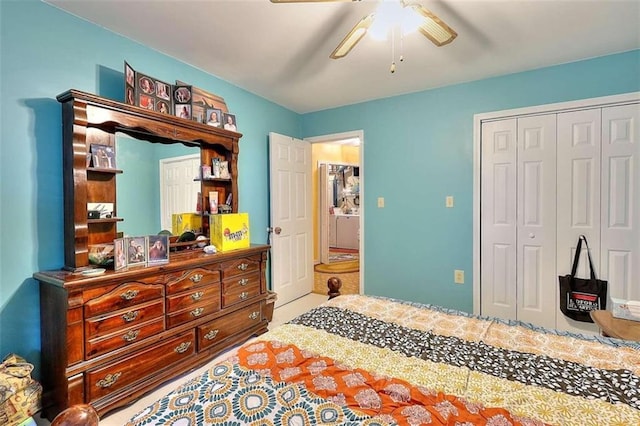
327, 277, 342, 299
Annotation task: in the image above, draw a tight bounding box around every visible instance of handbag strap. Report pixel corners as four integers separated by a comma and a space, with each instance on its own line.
570, 235, 597, 280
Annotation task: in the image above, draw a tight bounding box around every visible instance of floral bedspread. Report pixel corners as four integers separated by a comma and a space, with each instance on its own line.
127, 295, 640, 426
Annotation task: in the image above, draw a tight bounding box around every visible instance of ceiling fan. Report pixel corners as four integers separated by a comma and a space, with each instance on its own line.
270, 0, 457, 59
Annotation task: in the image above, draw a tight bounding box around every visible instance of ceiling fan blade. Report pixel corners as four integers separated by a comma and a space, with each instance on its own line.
405, 3, 457, 46
270, 0, 361, 3
330, 13, 375, 59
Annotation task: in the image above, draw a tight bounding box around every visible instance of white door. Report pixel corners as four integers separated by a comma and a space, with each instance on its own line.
269, 132, 313, 307
556, 108, 602, 333
160, 154, 200, 231
481, 115, 557, 328
516, 114, 557, 328
600, 104, 640, 301
481, 119, 517, 321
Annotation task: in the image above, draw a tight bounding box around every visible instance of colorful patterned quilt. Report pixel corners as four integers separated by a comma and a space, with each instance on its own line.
127, 295, 640, 425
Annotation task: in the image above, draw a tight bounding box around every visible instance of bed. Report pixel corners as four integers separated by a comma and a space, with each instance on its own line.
124, 293, 640, 426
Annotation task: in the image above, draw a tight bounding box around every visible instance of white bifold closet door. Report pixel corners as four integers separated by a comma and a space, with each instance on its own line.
482, 102, 639, 332
481, 114, 557, 329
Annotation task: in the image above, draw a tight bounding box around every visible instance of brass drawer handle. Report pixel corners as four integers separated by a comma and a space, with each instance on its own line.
239, 292, 249, 300
204, 329, 219, 340
120, 289, 139, 300
174, 341, 192, 354
97, 372, 121, 388
238, 278, 249, 286
190, 274, 203, 283
249, 311, 260, 321
191, 291, 204, 301
122, 330, 140, 342
121, 310, 139, 322
237, 263, 249, 271
190, 307, 204, 317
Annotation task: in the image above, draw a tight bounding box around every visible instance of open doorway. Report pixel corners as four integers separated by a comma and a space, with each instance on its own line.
305, 131, 363, 295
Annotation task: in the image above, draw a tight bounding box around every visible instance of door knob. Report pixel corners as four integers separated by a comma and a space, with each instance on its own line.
268, 226, 282, 235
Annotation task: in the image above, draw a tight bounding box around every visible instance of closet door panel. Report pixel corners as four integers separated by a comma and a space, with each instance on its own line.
481, 119, 517, 321
556, 108, 601, 333
516, 115, 557, 328
601, 104, 640, 300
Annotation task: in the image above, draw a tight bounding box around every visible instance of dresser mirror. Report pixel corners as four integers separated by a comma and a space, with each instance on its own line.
116, 133, 199, 237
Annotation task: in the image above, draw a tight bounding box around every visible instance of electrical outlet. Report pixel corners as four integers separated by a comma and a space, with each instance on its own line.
377, 197, 385, 208
454, 269, 464, 284
446, 196, 454, 208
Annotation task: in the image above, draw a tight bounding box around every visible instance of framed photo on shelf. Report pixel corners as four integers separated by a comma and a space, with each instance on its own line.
223, 113, 237, 131
219, 160, 230, 179
126, 236, 147, 267
90, 144, 115, 169
147, 235, 169, 265
206, 108, 222, 127
114, 237, 127, 270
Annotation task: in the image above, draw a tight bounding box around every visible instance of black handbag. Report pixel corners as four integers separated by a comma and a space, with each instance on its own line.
558, 235, 608, 323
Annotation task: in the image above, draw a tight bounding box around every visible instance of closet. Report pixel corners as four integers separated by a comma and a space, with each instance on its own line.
478, 95, 639, 333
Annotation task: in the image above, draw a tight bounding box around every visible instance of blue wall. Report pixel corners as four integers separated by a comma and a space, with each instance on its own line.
0, 0, 300, 374
1, 0, 638, 378
302, 50, 640, 311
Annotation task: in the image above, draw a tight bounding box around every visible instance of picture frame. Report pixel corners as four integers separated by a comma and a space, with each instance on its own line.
114, 237, 127, 270
223, 113, 237, 132
175, 104, 191, 120
124, 61, 135, 87
219, 160, 230, 179
90, 144, 115, 169
205, 108, 222, 127
126, 236, 147, 267
147, 235, 169, 265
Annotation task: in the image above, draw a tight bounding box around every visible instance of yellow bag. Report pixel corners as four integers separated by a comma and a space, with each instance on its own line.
0, 354, 42, 425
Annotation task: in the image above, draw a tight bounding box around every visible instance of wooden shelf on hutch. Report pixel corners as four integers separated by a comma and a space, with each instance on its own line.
34, 89, 270, 421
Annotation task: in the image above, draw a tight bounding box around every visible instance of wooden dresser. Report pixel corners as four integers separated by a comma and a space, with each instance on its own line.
35, 90, 272, 420
35, 245, 269, 420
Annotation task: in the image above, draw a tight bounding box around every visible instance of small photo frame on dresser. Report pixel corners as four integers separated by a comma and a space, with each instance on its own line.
147, 235, 169, 265
126, 236, 147, 267
114, 237, 127, 270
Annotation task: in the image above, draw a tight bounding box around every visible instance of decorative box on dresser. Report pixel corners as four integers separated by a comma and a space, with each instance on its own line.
34, 89, 271, 420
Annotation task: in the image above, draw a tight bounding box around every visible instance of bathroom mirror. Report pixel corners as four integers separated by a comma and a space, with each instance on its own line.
319, 162, 360, 264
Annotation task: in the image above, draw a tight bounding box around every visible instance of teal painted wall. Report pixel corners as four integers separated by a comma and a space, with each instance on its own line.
0, 0, 300, 374
1, 0, 638, 379
302, 50, 640, 312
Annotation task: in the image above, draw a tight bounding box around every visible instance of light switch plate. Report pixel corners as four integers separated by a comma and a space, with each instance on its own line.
377, 197, 385, 208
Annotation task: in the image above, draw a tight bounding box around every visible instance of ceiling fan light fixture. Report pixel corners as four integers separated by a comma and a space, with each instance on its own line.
330, 14, 375, 59
409, 4, 457, 46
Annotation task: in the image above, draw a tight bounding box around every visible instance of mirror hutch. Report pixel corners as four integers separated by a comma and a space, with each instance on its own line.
33, 90, 270, 420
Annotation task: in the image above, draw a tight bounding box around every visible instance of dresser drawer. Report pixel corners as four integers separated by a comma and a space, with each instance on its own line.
165, 268, 221, 295
85, 299, 164, 339
85, 318, 165, 359
197, 302, 262, 351
84, 282, 164, 317
166, 295, 221, 328
222, 272, 261, 307
86, 330, 195, 401
166, 282, 221, 314
220, 256, 261, 279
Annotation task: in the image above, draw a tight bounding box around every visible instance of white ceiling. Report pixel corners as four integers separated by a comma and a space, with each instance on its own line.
46, 0, 640, 114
